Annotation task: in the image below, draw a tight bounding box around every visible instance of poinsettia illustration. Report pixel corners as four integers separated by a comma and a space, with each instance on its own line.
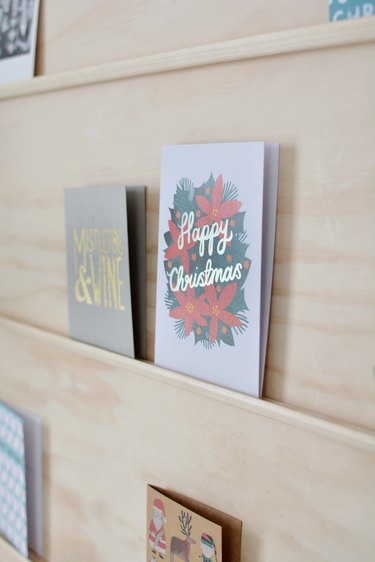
205, 283, 242, 343
195, 174, 241, 228
165, 220, 196, 273
164, 173, 250, 348
169, 286, 211, 336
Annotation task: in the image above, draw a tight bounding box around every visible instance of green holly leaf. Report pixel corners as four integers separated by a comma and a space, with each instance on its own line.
164, 230, 172, 246
164, 285, 178, 311
237, 266, 250, 290
174, 185, 193, 211
230, 240, 248, 263
219, 324, 235, 346
232, 211, 245, 233
227, 288, 249, 314
194, 325, 209, 346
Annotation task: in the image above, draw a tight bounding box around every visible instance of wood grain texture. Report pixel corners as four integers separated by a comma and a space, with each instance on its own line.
1, 317, 374, 452
0, 318, 374, 562
36, 0, 327, 75
0, 537, 43, 562
0, 538, 29, 562
1, 18, 374, 101
0, 38, 374, 430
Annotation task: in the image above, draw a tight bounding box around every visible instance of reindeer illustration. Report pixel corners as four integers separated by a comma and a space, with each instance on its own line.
170, 510, 196, 562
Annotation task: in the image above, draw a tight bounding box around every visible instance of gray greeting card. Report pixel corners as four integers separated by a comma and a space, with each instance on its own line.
65, 186, 146, 358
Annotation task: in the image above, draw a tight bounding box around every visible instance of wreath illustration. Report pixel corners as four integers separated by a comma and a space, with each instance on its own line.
163, 173, 250, 348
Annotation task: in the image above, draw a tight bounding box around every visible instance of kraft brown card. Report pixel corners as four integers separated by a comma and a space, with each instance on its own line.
147, 485, 241, 562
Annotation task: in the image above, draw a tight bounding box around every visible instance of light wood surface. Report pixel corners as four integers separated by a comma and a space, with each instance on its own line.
0, 536, 43, 562
0, 537, 28, 562
2, 317, 374, 453
0, 22, 374, 430
0, 13, 374, 562
2, 18, 374, 102
0, 318, 374, 562
36, 0, 327, 75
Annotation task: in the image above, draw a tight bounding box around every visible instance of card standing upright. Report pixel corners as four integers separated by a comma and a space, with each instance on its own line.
0, 0, 41, 84
0, 403, 28, 557
65, 186, 146, 359
155, 143, 279, 397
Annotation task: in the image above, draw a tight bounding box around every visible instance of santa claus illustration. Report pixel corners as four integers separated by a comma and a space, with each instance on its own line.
149, 498, 167, 558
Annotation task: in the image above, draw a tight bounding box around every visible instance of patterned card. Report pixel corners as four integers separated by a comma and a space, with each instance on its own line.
65, 186, 146, 358
147, 486, 242, 562
0, 403, 28, 558
329, 0, 374, 21
8, 403, 44, 557
0, 0, 41, 85
155, 143, 279, 397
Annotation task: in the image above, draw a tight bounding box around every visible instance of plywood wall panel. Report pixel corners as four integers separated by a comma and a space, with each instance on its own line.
0, 43, 374, 430
0, 320, 374, 562
36, 0, 327, 74
0, 538, 29, 562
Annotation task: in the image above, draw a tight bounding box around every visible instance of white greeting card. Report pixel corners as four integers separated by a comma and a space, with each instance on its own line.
155, 142, 279, 397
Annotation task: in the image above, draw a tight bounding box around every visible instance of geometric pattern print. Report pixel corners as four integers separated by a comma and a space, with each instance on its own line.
0, 403, 28, 558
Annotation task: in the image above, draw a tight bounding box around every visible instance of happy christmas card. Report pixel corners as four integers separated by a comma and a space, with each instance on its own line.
65, 186, 146, 358
147, 485, 242, 562
155, 143, 279, 397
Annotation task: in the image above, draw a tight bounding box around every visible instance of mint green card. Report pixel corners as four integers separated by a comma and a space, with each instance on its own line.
329, 0, 374, 21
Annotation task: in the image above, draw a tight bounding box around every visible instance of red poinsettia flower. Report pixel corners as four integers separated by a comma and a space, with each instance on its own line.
170, 287, 211, 336
195, 175, 241, 228
165, 220, 195, 273
204, 283, 242, 343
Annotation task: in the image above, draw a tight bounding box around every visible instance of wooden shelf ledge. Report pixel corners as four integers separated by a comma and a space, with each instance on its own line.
0, 316, 374, 453
0, 18, 374, 101
0, 537, 43, 562
0, 538, 24, 562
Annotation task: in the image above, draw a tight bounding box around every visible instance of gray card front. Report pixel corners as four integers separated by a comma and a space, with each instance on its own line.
65, 186, 134, 357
